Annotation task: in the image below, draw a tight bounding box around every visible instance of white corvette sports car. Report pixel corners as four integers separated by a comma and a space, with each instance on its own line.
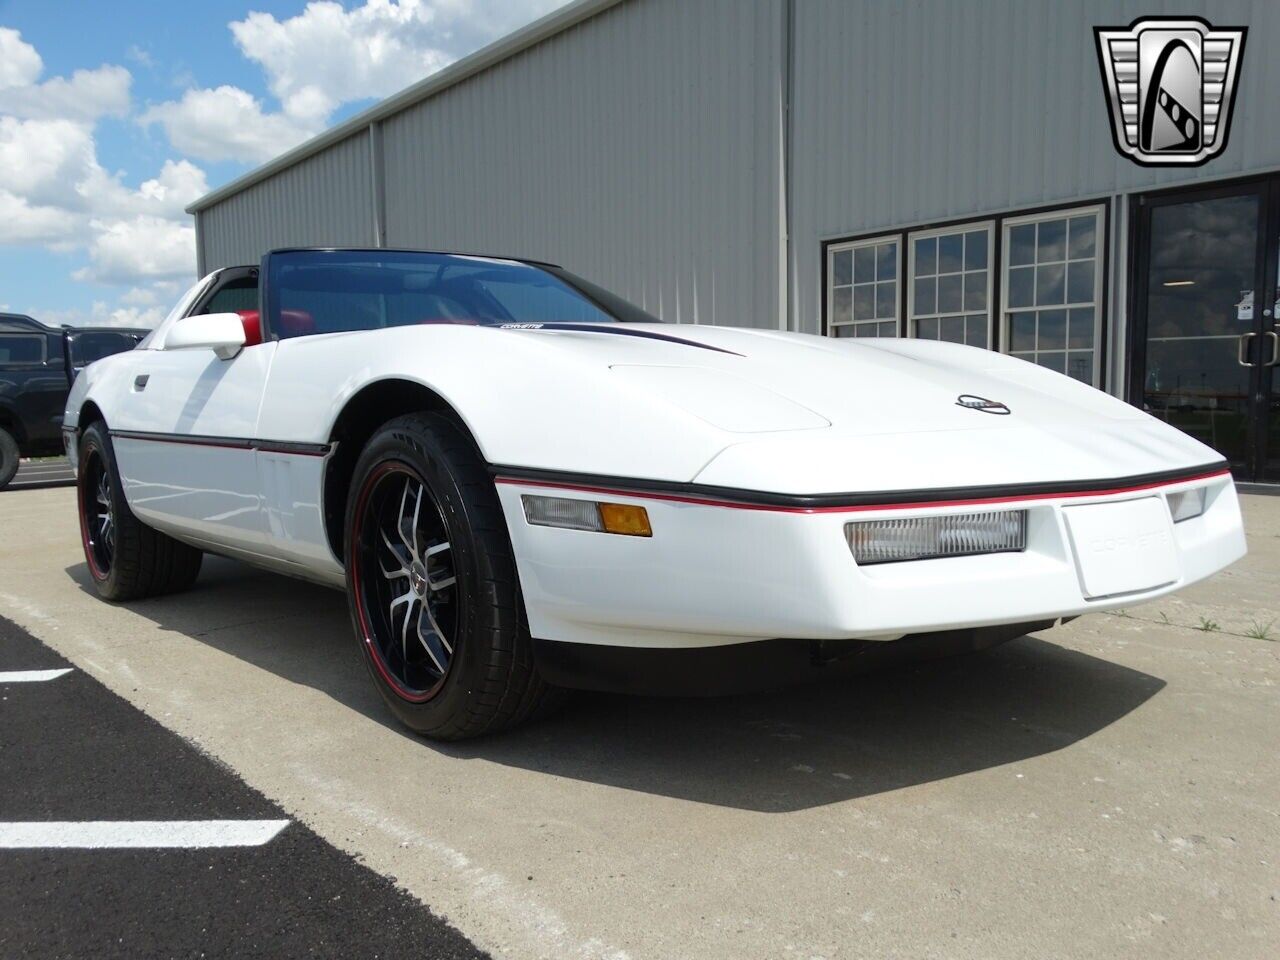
65, 248, 1245, 738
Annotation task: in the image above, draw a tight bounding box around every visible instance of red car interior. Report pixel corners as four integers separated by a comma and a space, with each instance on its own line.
235, 310, 263, 347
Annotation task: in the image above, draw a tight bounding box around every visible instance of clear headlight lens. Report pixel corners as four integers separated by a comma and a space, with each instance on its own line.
846, 510, 1027, 565
1166, 486, 1206, 523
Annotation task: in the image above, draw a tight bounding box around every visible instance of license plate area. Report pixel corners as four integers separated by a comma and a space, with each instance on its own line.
1062, 497, 1179, 599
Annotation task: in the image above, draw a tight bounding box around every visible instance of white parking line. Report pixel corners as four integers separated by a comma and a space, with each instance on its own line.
0, 820, 291, 849
0, 669, 73, 683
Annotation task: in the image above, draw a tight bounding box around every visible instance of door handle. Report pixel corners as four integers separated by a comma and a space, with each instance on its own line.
1265, 331, 1280, 367
133, 374, 150, 391
1237, 332, 1257, 366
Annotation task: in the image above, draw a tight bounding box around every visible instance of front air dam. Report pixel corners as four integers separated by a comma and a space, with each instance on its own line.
531, 620, 1061, 696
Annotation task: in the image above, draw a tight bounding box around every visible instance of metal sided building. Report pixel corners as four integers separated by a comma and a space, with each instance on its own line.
188, 0, 1280, 485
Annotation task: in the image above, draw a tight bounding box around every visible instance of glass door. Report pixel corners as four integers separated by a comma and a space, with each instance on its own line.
1133, 181, 1272, 480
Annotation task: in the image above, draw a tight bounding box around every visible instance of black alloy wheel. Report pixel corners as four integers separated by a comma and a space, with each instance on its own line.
351, 463, 458, 701
79, 446, 115, 579
344, 412, 560, 739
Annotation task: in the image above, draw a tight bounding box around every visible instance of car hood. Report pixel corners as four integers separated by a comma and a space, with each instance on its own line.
493, 323, 1222, 492
500, 322, 1140, 434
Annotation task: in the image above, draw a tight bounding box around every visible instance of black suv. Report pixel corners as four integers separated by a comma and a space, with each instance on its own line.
0, 313, 146, 489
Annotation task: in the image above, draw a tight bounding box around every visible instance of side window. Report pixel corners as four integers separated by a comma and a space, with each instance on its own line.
68, 332, 139, 367
1002, 206, 1104, 385
200, 277, 259, 315
827, 237, 900, 338
0, 334, 46, 366
908, 223, 993, 348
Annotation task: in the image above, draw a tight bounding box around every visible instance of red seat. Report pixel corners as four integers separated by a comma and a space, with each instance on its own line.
276, 309, 316, 337
235, 310, 263, 347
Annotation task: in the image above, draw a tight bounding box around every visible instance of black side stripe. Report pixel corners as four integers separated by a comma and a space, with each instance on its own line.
111, 430, 332, 458
500, 323, 744, 356
489, 460, 1231, 510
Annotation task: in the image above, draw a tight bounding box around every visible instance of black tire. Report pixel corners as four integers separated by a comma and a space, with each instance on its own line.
344, 412, 560, 740
77, 422, 203, 601
0, 427, 18, 490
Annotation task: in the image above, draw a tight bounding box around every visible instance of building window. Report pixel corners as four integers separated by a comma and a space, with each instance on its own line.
1001, 206, 1104, 384
827, 236, 899, 338
908, 223, 993, 348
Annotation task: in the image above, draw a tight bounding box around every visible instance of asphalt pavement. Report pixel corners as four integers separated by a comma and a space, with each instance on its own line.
0, 615, 487, 960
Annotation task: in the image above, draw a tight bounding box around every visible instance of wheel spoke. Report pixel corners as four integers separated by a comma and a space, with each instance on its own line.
409, 480, 424, 561
396, 476, 424, 562
424, 540, 455, 591
379, 527, 410, 568
387, 590, 416, 663
416, 604, 449, 673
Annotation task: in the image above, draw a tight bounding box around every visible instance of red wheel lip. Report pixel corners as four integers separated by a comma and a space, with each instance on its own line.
349, 460, 448, 704
77, 446, 109, 583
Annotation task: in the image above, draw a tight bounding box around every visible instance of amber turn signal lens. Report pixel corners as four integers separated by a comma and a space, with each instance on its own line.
597, 502, 652, 537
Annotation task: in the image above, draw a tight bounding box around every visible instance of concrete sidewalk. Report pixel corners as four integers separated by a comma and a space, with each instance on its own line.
0, 486, 1276, 959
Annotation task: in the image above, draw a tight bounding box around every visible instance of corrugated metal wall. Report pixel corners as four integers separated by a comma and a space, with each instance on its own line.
380, 0, 784, 327
199, 130, 374, 270
195, 0, 1280, 347
789, 0, 1280, 334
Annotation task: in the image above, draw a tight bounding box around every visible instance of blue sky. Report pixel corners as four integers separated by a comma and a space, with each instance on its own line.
0, 0, 562, 326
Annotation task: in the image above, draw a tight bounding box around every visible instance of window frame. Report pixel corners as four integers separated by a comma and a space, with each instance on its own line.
999, 204, 1106, 386
822, 199, 1111, 389
905, 220, 995, 348
825, 233, 902, 339
0, 333, 48, 367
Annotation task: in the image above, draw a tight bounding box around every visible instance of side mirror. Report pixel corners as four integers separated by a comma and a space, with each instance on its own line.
164, 313, 247, 360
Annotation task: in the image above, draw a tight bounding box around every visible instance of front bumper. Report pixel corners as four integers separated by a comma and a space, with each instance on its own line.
496, 468, 1245, 650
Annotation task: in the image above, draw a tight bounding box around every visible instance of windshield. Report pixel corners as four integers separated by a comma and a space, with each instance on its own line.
266, 250, 654, 338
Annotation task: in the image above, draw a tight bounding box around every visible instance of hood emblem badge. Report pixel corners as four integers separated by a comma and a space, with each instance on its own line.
956, 394, 1011, 415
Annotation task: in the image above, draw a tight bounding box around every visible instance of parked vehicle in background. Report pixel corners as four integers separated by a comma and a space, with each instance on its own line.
0, 313, 146, 489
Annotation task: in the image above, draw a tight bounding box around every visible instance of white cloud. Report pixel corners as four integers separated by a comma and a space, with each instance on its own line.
119, 284, 175, 307
73, 216, 197, 285
40, 300, 168, 329
0, 116, 97, 203
0, 118, 207, 244
86, 158, 210, 221
141, 85, 316, 163
0, 30, 202, 306
0, 27, 42, 89
0, 64, 131, 123
0, 28, 129, 122
0, 190, 79, 244
126, 45, 155, 69
143, 0, 562, 164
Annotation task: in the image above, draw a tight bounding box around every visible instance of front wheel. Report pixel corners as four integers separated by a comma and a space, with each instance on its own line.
345, 413, 558, 740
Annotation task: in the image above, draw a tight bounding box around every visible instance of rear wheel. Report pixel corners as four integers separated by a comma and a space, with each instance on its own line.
0, 427, 18, 490
345, 413, 559, 740
77, 422, 203, 601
